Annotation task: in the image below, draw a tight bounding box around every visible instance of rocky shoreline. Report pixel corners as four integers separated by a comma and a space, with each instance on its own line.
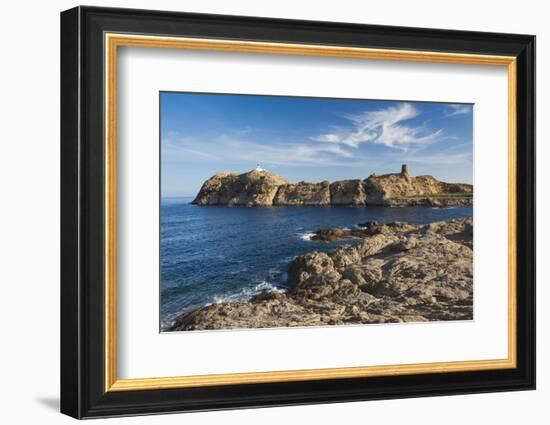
383, 196, 472, 208
169, 217, 473, 331
191, 164, 473, 207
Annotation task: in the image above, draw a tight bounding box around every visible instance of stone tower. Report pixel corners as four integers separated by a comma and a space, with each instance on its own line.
401, 164, 410, 180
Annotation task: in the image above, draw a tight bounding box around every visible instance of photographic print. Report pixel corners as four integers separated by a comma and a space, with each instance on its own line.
61, 9, 535, 417
160, 92, 474, 332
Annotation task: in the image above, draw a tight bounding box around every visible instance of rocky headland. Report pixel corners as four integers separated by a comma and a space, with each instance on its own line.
191, 164, 472, 207
169, 217, 473, 331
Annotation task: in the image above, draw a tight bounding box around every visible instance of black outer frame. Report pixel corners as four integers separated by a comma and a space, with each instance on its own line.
60, 5, 536, 419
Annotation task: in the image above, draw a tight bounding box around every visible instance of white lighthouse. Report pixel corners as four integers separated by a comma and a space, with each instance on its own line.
254, 163, 265, 172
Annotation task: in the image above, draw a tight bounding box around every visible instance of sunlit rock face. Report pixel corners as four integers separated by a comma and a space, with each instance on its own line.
192, 165, 473, 207
191, 169, 289, 207
329, 180, 367, 206
272, 181, 331, 206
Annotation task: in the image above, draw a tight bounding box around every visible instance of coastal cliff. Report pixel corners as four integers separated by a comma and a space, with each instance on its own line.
170, 217, 473, 331
190, 169, 289, 207
191, 165, 472, 207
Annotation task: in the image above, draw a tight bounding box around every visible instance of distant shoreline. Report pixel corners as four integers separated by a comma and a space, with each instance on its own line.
191, 165, 473, 208
163, 196, 472, 209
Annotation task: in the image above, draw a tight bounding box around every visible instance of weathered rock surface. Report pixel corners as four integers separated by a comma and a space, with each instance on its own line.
191, 169, 289, 206
192, 165, 472, 207
383, 197, 473, 208
170, 218, 473, 331
329, 179, 367, 205
363, 165, 472, 206
273, 181, 331, 206
311, 227, 369, 242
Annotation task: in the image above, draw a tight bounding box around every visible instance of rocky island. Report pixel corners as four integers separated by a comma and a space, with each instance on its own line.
191, 164, 472, 207
169, 217, 473, 331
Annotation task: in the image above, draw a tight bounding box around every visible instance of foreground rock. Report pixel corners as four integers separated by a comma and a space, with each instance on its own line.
170, 218, 473, 331
192, 164, 472, 207
312, 219, 473, 249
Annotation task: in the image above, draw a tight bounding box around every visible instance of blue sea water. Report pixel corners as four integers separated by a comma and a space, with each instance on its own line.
160, 197, 473, 330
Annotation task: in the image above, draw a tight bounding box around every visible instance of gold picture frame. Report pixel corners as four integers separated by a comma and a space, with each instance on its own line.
104, 33, 517, 392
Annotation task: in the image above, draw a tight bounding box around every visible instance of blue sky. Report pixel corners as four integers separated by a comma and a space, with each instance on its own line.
161, 92, 473, 197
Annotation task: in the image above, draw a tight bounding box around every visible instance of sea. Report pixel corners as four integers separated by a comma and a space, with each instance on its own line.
160, 196, 473, 330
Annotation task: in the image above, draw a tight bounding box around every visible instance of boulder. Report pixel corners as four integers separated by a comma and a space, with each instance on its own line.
310, 228, 348, 242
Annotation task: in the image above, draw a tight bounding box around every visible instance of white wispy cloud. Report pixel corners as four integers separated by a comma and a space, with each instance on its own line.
445, 104, 473, 117
162, 134, 359, 167
310, 103, 443, 150
162, 103, 469, 170
397, 151, 472, 165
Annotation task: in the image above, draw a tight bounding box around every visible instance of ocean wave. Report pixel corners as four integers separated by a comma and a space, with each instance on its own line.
160, 280, 287, 331
297, 231, 315, 241
211, 281, 286, 305
160, 319, 175, 332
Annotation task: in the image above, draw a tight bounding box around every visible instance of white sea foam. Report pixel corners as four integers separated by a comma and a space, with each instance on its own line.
212, 281, 286, 305
161, 281, 287, 330
297, 231, 315, 241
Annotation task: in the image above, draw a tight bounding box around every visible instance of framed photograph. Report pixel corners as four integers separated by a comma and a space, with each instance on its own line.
60, 6, 535, 419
